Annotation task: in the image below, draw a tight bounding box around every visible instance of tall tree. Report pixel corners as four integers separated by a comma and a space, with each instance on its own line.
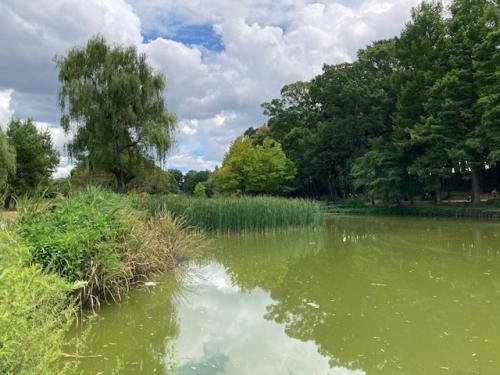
426, 0, 492, 203
474, 2, 500, 187
352, 137, 404, 204
56, 36, 176, 193
393, 1, 447, 202
167, 169, 184, 191
216, 136, 296, 194
4, 119, 59, 208
0, 129, 15, 189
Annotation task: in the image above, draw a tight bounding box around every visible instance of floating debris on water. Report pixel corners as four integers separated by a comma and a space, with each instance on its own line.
306, 302, 320, 309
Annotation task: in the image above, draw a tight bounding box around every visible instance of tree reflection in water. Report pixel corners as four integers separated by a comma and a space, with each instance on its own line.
214, 216, 500, 374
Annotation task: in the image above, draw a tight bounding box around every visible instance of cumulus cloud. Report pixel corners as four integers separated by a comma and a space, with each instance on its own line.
0, 0, 142, 123
0, 89, 14, 128
1, 0, 427, 172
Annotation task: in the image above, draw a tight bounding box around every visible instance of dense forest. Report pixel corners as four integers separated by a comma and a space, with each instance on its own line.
243, 0, 499, 203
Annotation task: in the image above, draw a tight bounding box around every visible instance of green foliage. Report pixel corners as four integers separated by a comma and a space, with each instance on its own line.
216, 136, 296, 194
352, 137, 404, 203
3, 119, 59, 208
182, 170, 211, 195
0, 232, 78, 375
0, 129, 15, 188
168, 169, 184, 191
17, 187, 202, 308
328, 204, 500, 219
59, 159, 180, 195
475, 3, 500, 161
486, 198, 500, 207
193, 182, 207, 198
56, 36, 176, 193
259, 0, 500, 202
262, 39, 397, 199
144, 195, 322, 232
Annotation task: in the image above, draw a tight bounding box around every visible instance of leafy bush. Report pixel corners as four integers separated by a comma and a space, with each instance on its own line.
336, 197, 367, 208
0, 232, 78, 375
17, 187, 203, 309
486, 198, 500, 207
144, 195, 322, 232
193, 182, 207, 198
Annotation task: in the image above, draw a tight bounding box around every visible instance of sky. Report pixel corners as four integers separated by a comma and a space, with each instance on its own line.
0, 0, 438, 177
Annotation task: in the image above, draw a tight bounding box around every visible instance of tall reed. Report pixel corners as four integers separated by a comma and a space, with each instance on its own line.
17, 187, 204, 309
144, 195, 322, 232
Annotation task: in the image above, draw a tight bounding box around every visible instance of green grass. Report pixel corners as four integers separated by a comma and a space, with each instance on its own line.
0, 231, 79, 375
17, 187, 204, 309
143, 195, 322, 232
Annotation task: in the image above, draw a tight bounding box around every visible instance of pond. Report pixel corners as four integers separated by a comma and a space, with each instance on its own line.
73, 215, 500, 374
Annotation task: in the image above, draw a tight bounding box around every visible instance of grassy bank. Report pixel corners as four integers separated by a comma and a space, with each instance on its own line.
144, 195, 322, 232
17, 188, 203, 309
326, 202, 500, 219
1, 187, 205, 373
0, 232, 78, 375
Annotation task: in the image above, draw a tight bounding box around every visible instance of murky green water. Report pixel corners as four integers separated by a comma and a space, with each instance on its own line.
73, 216, 500, 374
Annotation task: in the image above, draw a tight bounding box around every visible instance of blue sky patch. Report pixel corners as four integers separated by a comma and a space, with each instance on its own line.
145, 24, 224, 52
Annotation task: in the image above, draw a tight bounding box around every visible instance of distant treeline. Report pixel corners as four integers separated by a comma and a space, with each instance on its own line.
253, 0, 499, 203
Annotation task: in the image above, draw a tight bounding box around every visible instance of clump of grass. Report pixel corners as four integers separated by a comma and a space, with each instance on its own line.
17, 187, 204, 310
144, 195, 322, 232
0, 231, 78, 375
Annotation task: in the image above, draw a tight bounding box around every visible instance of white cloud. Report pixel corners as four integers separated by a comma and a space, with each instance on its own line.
166, 154, 219, 171
2, 0, 426, 171
53, 156, 74, 179
174, 262, 366, 374
0, 89, 14, 128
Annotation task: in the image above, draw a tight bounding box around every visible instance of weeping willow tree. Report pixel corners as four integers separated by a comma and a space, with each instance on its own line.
56, 36, 176, 193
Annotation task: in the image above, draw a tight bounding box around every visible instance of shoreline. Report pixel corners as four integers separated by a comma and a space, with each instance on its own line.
325, 204, 500, 220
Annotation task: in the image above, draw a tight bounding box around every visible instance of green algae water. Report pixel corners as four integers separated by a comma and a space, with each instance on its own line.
73, 216, 500, 374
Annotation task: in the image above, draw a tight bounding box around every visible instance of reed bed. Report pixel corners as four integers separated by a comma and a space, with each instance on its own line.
17, 187, 204, 310
144, 195, 322, 232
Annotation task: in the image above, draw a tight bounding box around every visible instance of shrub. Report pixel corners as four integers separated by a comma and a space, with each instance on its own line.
486, 198, 500, 207
193, 182, 207, 198
144, 195, 322, 232
17, 187, 203, 309
0, 232, 78, 375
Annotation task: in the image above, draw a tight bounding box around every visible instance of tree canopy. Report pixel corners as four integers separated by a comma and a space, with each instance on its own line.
3, 119, 59, 208
56, 36, 176, 193
216, 135, 296, 194
256, 0, 500, 203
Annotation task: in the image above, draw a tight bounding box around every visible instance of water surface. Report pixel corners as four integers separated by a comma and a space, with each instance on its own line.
74, 216, 500, 374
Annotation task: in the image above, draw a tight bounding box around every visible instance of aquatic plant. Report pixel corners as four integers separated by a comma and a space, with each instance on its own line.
144, 195, 322, 232
17, 187, 203, 309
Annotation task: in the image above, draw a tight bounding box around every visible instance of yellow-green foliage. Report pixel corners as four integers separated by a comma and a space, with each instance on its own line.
145, 195, 322, 232
216, 136, 296, 194
0, 232, 77, 375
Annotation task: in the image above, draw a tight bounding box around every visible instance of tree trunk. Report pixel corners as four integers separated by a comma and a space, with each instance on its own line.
496, 161, 500, 190
435, 178, 442, 205
115, 170, 128, 194
328, 175, 337, 202
471, 165, 481, 204
3, 195, 12, 210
